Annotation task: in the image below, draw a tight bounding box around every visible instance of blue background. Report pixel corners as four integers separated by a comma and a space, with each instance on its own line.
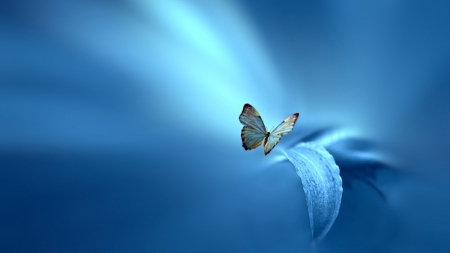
1, 0, 450, 252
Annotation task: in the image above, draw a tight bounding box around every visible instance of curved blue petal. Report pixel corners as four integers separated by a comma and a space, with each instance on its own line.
285, 142, 342, 240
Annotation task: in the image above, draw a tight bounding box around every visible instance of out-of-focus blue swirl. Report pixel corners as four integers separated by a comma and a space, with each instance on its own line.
1, 0, 450, 252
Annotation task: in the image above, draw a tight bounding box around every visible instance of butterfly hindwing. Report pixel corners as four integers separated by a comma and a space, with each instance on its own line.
241, 126, 266, 150
263, 134, 281, 155
263, 113, 299, 155
239, 104, 267, 134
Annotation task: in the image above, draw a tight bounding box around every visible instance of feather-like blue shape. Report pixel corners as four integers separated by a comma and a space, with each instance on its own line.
285, 142, 342, 240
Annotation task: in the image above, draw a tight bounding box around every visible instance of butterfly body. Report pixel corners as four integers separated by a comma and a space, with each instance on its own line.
239, 103, 299, 155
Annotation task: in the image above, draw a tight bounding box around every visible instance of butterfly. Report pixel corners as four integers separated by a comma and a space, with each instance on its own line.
239, 103, 299, 155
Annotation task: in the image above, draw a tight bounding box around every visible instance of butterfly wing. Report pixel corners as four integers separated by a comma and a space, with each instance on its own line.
263, 134, 281, 155
239, 104, 267, 134
241, 126, 266, 150
272, 113, 299, 136
239, 104, 267, 151
263, 113, 299, 155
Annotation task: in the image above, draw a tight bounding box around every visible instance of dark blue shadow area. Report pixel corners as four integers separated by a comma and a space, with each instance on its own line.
328, 138, 390, 200
0, 148, 308, 252
0, 152, 161, 252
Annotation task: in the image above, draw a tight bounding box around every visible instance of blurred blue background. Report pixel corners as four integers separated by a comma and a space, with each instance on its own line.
1, 0, 450, 252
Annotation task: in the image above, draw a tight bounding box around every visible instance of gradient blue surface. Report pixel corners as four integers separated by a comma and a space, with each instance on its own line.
1, 0, 450, 252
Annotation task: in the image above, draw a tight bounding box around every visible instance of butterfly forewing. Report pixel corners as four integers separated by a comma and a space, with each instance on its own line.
272, 113, 299, 136
239, 104, 267, 134
263, 113, 299, 155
